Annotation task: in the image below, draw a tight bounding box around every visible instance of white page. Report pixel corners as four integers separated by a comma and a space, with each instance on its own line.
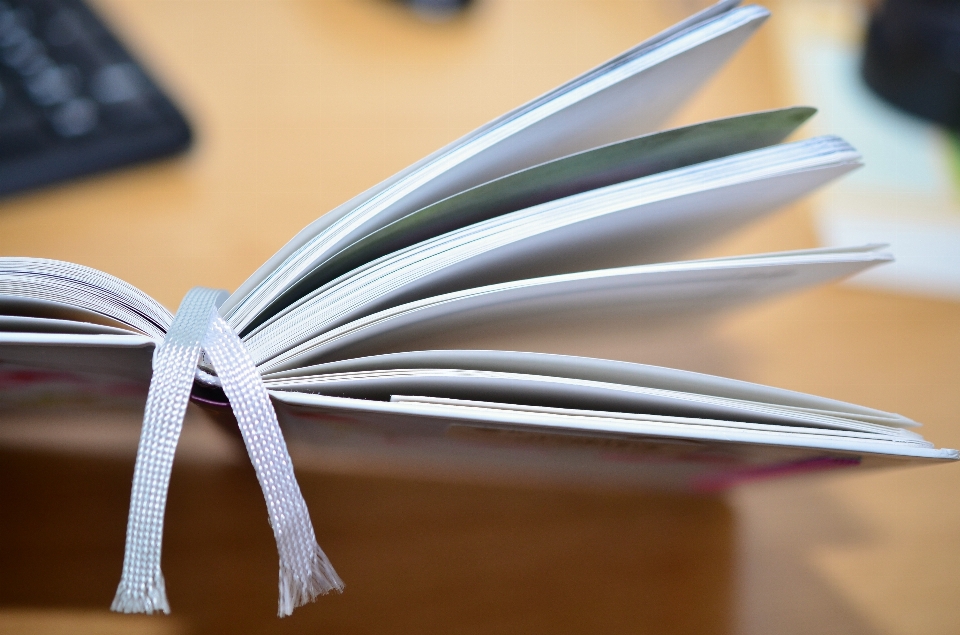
0, 295, 140, 332
0, 332, 155, 381
0, 259, 172, 338
389, 396, 915, 442
0, 315, 135, 335
244, 137, 861, 367
231, 0, 745, 314
262, 368, 915, 434
243, 107, 817, 331
223, 3, 770, 331
264, 349, 912, 425
270, 391, 957, 462
256, 247, 889, 372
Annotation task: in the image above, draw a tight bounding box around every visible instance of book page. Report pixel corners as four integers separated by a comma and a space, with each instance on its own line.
0, 332, 155, 381
258, 247, 888, 371
0, 259, 171, 339
223, 4, 770, 332
276, 392, 952, 491
265, 368, 912, 431
245, 137, 860, 368
0, 316, 134, 335
270, 392, 956, 490
388, 396, 909, 439
248, 108, 816, 330
0, 295, 137, 331
264, 348, 911, 425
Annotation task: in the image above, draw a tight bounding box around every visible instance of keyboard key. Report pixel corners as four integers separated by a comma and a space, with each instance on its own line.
0, 0, 191, 197
48, 94, 95, 136
0, 78, 43, 154
44, 6, 82, 48
91, 62, 143, 104
24, 63, 78, 105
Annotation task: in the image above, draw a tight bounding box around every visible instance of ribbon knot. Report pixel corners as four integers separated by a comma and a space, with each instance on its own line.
112, 287, 343, 618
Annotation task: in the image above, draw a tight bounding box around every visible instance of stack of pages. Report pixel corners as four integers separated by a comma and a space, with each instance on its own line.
1, 1, 955, 489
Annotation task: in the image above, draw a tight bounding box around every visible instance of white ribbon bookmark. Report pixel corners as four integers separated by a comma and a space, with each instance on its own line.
112, 287, 343, 618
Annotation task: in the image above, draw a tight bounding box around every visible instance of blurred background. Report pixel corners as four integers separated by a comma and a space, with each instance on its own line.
1, 0, 959, 633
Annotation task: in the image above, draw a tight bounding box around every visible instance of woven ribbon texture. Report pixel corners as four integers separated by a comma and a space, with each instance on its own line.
112, 287, 342, 617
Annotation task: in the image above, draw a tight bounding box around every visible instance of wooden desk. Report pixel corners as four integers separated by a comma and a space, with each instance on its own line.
1, 1, 959, 633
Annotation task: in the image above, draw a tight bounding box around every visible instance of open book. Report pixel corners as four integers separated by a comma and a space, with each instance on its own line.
1, 1, 956, 489
4, 0, 957, 617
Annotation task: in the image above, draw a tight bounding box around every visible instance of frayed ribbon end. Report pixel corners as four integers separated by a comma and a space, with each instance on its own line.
111, 574, 171, 615
277, 543, 344, 618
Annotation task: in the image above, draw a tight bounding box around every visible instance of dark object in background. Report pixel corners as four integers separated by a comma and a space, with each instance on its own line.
0, 0, 190, 198
402, 0, 473, 20
862, 0, 960, 129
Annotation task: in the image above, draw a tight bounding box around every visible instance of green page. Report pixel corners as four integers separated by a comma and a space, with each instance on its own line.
245, 107, 814, 334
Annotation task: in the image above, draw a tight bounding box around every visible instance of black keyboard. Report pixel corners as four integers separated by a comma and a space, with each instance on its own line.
0, 0, 190, 197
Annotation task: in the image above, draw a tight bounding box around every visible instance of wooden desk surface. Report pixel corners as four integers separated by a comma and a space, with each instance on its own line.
1, 1, 959, 634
